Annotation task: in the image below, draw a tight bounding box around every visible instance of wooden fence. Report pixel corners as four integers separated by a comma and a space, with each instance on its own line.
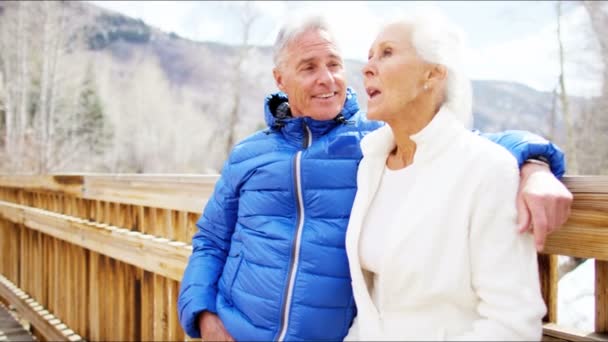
0, 174, 606, 341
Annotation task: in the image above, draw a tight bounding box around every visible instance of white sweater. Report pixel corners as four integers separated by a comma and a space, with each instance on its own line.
345, 108, 546, 341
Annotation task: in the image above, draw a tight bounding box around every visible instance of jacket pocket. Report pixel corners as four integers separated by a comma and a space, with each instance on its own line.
221, 251, 244, 305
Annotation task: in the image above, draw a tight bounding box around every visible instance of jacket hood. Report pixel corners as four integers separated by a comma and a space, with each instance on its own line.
263, 87, 360, 138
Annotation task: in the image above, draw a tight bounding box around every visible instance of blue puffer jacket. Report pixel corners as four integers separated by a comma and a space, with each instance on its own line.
178, 88, 565, 341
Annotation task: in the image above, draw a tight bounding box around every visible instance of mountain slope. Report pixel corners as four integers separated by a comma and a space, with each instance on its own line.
0, 1, 571, 173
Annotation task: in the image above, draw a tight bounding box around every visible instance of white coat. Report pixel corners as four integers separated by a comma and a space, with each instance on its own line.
345, 108, 546, 341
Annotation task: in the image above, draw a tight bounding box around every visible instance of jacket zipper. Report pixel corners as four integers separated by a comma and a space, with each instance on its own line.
277, 123, 312, 341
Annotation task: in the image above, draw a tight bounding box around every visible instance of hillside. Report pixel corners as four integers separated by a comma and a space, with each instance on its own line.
0, 1, 576, 173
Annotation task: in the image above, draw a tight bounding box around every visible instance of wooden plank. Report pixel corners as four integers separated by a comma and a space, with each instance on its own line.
0, 200, 190, 282
167, 279, 177, 341
140, 270, 154, 342
0, 175, 83, 196
19, 224, 26, 292
0, 302, 35, 341
0, 174, 218, 213
562, 177, 608, 194
2, 175, 601, 229
81, 175, 217, 213
538, 254, 558, 323
116, 260, 126, 341
543, 223, 608, 261
124, 263, 137, 341
88, 252, 100, 341
543, 323, 608, 341
541, 177, 608, 259
136, 206, 146, 233
176, 210, 188, 243
597, 260, 608, 333
102, 255, 112, 341
0, 275, 73, 341
153, 274, 167, 341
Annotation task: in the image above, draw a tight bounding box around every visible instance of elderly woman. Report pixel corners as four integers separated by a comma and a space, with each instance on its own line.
345, 12, 546, 341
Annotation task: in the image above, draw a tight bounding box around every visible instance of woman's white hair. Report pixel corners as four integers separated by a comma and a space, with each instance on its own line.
394, 9, 473, 128
272, 14, 340, 68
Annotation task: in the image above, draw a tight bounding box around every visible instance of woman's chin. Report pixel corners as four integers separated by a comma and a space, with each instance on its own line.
366, 108, 382, 121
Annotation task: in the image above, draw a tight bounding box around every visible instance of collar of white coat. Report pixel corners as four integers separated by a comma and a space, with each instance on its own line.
360, 106, 466, 164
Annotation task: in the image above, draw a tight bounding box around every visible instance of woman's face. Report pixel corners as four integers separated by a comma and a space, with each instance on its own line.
362, 23, 429, 122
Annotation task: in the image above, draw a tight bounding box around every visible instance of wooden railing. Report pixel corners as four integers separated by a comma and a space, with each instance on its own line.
0, 174, 606, 341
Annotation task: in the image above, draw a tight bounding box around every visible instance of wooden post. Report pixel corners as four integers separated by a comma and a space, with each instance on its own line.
153, 274, 167, 341
88, 252, 100, 341
596, 260, 608, 333
538, 254, 558, 323
140, 270, 154, 341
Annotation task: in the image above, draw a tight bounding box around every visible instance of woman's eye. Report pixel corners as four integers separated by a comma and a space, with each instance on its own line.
382, 48, 392, 57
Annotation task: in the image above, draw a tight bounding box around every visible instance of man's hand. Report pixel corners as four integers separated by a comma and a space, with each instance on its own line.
199, 311, 234, 342
516, 161, 573, 252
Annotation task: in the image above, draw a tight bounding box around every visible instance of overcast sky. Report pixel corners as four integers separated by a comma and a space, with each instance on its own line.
89, 1, 604, 97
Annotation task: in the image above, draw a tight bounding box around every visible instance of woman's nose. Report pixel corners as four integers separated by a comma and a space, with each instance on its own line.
362, 61, 375, 78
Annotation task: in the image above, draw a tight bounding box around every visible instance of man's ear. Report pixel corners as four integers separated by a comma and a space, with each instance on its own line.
273, 68, 285, 91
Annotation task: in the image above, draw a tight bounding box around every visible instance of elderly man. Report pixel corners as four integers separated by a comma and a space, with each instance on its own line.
178, 15, 572, 341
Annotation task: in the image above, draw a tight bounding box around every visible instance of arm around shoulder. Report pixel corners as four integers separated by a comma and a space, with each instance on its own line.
480, 129, 566, 179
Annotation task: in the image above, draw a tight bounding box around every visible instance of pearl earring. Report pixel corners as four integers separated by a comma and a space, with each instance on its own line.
423, 84, 429, 91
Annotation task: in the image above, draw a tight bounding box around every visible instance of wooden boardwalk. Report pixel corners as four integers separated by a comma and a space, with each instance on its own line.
0, 302, 35, 342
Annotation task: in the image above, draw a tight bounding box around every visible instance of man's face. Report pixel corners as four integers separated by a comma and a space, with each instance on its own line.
273, 29, 347, 121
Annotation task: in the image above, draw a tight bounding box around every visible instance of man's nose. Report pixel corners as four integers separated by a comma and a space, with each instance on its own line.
316, 67, 334, 85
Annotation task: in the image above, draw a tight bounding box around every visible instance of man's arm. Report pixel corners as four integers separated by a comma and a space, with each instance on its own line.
479, 130, 565, 178
479, 130, 573, 251
517, 162, 572, 251
177, 161, 239, 339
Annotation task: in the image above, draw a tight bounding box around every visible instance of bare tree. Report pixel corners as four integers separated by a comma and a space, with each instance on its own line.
582, 1, 608, 98
581, 1, 608, 174
0, 1, 34, 172
34, 1, 68, 172
224, 2, 261, 158
556, 0, 578, 174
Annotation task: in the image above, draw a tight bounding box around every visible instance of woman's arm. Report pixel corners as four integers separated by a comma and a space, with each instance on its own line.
452, 152, 546, 340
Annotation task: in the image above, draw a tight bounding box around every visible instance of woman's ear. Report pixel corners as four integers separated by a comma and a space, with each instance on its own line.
429, 64, 447, 83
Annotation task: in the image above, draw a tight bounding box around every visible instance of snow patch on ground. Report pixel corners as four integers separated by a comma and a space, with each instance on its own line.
557, 257, 595, 331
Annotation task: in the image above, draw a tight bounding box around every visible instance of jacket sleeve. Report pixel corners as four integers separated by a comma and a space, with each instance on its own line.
478, 130, 566, 179
452, 155, 546, 340
177, 160, 239, 338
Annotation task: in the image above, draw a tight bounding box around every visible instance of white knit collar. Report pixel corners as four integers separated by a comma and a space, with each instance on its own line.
361, 107, 465, 164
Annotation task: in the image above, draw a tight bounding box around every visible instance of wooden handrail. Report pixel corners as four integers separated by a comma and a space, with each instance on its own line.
1, 174, 607, 259
0, 200, 190, 281
0, 174, 219, 213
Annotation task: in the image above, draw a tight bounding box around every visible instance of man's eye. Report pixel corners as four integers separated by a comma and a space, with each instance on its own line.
382, 48, 392, 57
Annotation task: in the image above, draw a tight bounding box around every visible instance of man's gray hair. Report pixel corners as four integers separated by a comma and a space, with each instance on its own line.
395, 9, 473, 128
272, 14, 340, 68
